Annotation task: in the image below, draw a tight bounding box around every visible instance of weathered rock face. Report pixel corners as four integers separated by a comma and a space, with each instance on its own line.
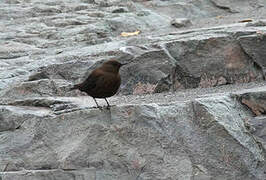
2, 0, 266, 179
1, 0, 266, 96
239, 90, 266, 116
164, 33, 264, 90
239, 35, 266, 76
121, 26, 266, 93
237, 89, 266, 154
1, 86, 266, 179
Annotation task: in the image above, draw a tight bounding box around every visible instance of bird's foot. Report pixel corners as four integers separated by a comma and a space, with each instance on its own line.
92, 106, 103, 110
92, 105, 114, 110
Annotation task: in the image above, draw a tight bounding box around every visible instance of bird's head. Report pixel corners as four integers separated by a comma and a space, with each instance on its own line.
101, 60, 128, 73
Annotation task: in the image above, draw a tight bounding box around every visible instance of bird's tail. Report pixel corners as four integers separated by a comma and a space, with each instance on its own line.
69, 84, 80, 91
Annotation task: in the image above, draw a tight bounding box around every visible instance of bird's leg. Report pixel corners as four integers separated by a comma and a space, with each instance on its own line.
93, 98, 102, 109
104, 98, 110, 109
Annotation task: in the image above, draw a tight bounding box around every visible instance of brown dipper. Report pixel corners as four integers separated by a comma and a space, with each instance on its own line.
70, 60, 127, 108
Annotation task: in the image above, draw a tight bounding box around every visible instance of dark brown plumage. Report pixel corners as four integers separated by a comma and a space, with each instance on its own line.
70, 60, 127, 108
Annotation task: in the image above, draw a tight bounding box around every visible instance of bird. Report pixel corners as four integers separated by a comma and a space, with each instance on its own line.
70, 60, 127, 109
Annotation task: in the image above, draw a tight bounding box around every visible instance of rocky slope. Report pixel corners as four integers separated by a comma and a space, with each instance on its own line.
1, 0, 266, 179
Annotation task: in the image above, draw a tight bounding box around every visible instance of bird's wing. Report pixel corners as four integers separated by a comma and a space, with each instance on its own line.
81, 70, 104, 91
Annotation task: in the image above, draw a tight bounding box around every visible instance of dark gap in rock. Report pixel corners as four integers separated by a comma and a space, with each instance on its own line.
28, 71, 49, 81
15, 125, 21, 130
209, 0, 239, 13
172, 64, 200, 90
238, 41, 265, 80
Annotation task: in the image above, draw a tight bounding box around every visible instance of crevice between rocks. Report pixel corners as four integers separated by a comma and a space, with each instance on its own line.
238, 40, 266, 81
230, 95, 266, 161
0, 123, 24, 133
209, 0, 239, 13
7, 99, 67, 108
0, 168, 82, 174
160, 43, 200, 92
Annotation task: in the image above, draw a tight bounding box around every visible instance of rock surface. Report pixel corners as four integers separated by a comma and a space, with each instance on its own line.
171, 18, 192, 28
1, 0, 266, 179
1, 0, 266, 96
1, 84, 266, 179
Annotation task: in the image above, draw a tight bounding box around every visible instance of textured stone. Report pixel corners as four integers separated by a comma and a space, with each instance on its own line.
0, 103, 194, 179
0, 87, 266, 179
0, 169, 96, 180
1, 3, 266, 95
1, 0, 266, 179
168, 34, 263, 88
0, 79, 71, 99
171, 18, 192, 28
0, 42, 43, 59
245, 116, 266, 157
240, 90, 266, 116
239, 34, 266, 78
0, 106, 50, 132
120, 47, 174, 94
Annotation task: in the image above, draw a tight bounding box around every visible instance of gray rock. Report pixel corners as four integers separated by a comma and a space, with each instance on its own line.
0, 42, 43, 59
194, 95, 264, 162
2, 0, 266, 179
246, 20, 266, 27
1, 0, 266, 96
246, 116, 266, 150
110, 6, 129, 13
0, 105, 50, 132
210, 0, 240, 13
0, 169, 96, 180
163, 32, 264, 90
0, 103, 194, 178
1, 86, 266, 179
120, 47, 174, 94
171, 18, 192, 28
238, 90, 266, 116
0, 79, 72, 99
239, 34, 266, 78
106, 11, 170, 35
